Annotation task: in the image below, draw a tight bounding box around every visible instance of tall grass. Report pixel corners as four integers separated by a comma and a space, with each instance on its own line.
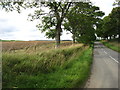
102, 40, 120, 53
3, 45, 93, 88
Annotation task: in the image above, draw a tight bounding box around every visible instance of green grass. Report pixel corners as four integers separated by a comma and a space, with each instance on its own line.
3, 45, 93, 88
102, 40, 120, 53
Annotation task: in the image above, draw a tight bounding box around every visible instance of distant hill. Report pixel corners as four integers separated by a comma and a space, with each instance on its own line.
29, 40, 54, 41
0, 40, 22, 42
62, 40, 72, 41
29, 40, 72, 41
0, 39, 72, 42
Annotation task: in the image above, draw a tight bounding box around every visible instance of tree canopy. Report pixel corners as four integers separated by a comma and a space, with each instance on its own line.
96, 7, 120, 40
0, 1, 105, 46
64, 2, 104, 44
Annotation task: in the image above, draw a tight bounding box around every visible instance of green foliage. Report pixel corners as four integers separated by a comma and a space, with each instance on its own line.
64, 2, 104, 44
3, 46, 93, 88
109, 7, 120, 37
76, 34, 96, 44
96, 7, 120, 39
45, 29, 56, 39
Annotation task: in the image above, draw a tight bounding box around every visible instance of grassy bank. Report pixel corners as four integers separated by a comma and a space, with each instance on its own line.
102, 40, 120, 53
3, 45, 93, 88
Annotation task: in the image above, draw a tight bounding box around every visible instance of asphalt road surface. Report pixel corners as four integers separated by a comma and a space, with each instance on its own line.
85, 42, 119, 88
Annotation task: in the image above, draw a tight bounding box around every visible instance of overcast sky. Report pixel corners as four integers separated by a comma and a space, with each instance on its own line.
0, 0, 115, 41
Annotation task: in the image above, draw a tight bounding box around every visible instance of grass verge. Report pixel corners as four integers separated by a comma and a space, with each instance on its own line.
3, 45, 93, 88
102, 40, 120, 53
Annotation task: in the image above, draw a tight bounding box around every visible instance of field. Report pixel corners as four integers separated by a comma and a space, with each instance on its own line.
2, 41, 74, 52
2, 41, 93, 88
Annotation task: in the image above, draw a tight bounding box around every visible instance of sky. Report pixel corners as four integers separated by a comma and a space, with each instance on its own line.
0, 0, 115, 41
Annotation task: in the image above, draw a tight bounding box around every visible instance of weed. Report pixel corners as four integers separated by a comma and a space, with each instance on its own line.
2, 45, 93, 88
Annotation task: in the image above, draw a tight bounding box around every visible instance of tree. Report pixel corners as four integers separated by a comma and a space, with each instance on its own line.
0, 1, 104, 45
95, 19, 105, 38
109, 7, 120, 38
113, 0, 120, 7
96, 7, 120, 40
27, 2, 73, 48
0, 1, 73, 47
64, 2, 104, 44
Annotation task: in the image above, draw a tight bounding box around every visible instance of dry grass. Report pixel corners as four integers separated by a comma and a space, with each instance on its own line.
2, 40, 92, 88
3, 44, 92, 88
2, 41, 76, 53
102, 39, 120, 53
2, 41, 54, 51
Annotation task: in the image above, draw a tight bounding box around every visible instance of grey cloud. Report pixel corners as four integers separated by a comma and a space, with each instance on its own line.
0, 18, 8, 22
0, 26, 18, 33
0, 32, 16, 40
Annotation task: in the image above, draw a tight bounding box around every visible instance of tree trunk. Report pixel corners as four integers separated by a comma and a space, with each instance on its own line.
55, 21, 62, 48
72, 33, 75, 44
55, 28, 61, 48
113, 35, 116, 39
110, 36, 111, 40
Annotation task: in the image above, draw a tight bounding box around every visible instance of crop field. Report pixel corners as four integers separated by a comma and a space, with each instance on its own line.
2, 41, 74, 52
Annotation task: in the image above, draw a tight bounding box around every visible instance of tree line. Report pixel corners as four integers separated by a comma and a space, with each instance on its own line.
0, 0, 106, 47
96, 1, 120, 40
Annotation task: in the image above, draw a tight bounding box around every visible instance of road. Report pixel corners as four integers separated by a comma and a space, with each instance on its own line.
85, 42, 119, 88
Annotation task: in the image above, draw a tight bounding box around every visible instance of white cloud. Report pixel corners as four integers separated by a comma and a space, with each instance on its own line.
0, 8, 72, 40
0, 8, 46, 40
91, 0, 115, 16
